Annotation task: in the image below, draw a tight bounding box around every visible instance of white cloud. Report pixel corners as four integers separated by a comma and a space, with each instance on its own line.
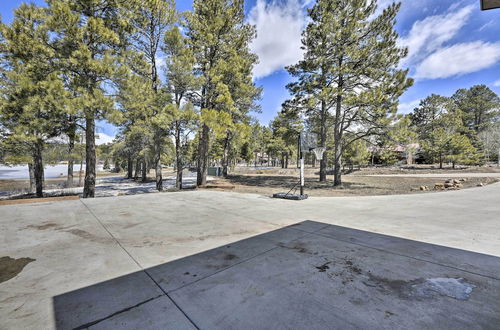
414, 41, 500, 79
398, 100, 420, 114
96, 133, 115, 145
493, 79, 500, 87
399, 5, 474, 67
248, 0, 309, 79
478, 19, 495, 32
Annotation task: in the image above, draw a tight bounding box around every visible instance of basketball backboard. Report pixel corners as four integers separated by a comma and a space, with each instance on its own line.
481, 0, 500, 10
300, 132, 318, 152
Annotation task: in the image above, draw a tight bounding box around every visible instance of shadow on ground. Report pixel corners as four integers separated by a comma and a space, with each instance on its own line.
226, 174, 368, 190
52, 221, 500, 330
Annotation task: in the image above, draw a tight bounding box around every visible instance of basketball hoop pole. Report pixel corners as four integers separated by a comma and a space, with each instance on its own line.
298, 135, 304, 196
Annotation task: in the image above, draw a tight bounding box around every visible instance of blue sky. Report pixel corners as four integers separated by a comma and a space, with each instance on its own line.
2, 0, 500, 143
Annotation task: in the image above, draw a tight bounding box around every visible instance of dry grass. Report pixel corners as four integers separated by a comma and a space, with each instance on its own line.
200, 168, 500, 197
0, 195, 79, 206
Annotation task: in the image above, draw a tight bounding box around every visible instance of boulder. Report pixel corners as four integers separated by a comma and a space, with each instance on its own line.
477, 183, 484, 187
453, 179, 460, 184
434, 183, 445, 190
444, 182, 454, 188
455, 183, 463, 189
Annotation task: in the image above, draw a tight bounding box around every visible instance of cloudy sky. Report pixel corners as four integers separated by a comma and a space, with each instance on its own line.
2, 0, 500, 142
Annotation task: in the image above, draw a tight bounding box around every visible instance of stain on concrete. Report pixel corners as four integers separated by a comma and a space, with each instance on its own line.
317, 257, 476, 301
224, 254, 238, 261
385, 311, 395, 318
316, 262, 331, 272
0, 256, 35, 284
411, 277, 476, 300
364, 274, 476, 301
321, 258, 362, 284
122, 223, 139, 229
278, 242, 311, 254
65, 229, 113, 244
26, 222, 58, 230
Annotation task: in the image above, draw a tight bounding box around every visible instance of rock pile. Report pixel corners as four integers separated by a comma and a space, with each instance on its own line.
434, 178, 466, 191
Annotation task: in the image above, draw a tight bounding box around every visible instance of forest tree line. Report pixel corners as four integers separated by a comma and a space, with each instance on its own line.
1, 0, 498, 198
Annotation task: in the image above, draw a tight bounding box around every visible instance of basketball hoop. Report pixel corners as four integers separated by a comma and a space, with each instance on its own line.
300, 132, 318, 152
312, 147, 326, 161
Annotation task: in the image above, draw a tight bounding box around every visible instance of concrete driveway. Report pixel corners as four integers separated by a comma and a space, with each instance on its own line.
1, 182, 500, 329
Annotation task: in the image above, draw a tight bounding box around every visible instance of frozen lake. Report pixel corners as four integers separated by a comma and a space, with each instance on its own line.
0, 164, 102, 180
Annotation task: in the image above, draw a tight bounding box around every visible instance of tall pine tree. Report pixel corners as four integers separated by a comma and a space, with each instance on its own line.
286, 0, 412, 186
0, 4, 69, 197
47, 0, 132, 197
185, 0, 260, 186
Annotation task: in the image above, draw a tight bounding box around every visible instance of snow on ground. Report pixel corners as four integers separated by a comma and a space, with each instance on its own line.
0, 164, 104, 179
0, 172, 214, 200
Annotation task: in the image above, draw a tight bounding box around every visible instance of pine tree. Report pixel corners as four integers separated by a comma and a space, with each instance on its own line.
47, 0, 132, 197
410, 94, 450, 137
286, 0, 412, 186
163, 25, 199, 189
452, 85, 500, 133
126, 0, 176, 190
185, 0, 260, 186
0, 4, 69, 197
270, 112, 302, 169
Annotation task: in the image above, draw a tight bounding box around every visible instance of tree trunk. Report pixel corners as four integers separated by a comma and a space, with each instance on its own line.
127, 155, 133, 179
66, 120, 76, 187
134, 158, 140, 180
174, 123, 183, 189
79, 158, 83, 187
67, 160, 74, 187
197, 123, 210, 186
439, 154, 443, 169
154, 136, 163, 191
83, 114, 96, 198
142, 158, 147, 182
114, 161, 121, 173
33, 140, 44, 198
285, 153, 289, 169
333, 95, 343, 186
222, 132, 230, 177
141, 157, 148, 182
28, 163, 35, 194
319, 67, 328, 181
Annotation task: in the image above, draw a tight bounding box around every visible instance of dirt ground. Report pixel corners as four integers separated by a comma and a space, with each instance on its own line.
201, 166, 500, 197
2, 165, 499, 198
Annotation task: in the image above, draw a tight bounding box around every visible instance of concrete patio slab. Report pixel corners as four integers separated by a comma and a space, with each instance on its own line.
52, 222, 500, 329
2, 182, 500, 329
88, 296, 196, 330
53, 271, 163, 329
148, 226, 309, 292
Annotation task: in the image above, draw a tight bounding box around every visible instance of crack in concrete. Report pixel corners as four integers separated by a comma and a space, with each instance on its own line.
72, 295, 163, 329
79, 199, 201, 330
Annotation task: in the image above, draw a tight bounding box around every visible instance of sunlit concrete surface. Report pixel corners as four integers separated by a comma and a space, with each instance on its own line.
1, 182, 500, 329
